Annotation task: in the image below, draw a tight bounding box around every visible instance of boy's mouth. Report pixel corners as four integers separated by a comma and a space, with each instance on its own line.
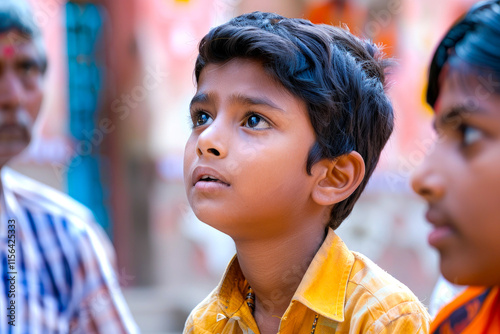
198, 175, 228, 185
192, 166, 230, 186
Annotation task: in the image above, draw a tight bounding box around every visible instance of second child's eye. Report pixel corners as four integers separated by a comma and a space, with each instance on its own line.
460, 124, 482, 147
243, 113, 271, 130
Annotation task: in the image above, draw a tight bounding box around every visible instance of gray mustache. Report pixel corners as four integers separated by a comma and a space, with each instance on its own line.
0, 109, 34, 135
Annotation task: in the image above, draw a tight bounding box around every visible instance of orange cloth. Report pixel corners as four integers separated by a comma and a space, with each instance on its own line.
306, 0, 397, 56
431, 286, 500, 333
184, 228, 430, 333
307, 0, 367, 29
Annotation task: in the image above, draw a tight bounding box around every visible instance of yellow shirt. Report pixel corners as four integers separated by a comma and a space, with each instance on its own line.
184, 228, 431, 333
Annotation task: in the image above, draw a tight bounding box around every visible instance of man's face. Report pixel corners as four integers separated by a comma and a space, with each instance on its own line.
184, 58, 320, 240
0, 31, 43, 165
412, 68, 500, 286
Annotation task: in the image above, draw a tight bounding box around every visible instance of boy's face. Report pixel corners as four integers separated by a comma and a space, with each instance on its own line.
411, 69, 500, 286
0, 31, 43, 165
184, 58, 320, 239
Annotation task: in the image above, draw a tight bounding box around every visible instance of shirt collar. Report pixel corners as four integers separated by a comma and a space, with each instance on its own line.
214, 228, 354, 322
292, 228, 354, 322
216, 255, 248, 317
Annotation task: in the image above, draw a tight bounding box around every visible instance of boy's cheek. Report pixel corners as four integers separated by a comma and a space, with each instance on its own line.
184, 137, 197, 160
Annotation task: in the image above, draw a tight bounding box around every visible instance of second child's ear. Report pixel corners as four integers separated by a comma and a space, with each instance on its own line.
311, 152, 365, 206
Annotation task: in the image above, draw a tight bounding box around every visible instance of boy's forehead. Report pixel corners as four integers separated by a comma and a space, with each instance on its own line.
194, 58, 310, 119
198, 59, 303, 104
199, 59, 266, 80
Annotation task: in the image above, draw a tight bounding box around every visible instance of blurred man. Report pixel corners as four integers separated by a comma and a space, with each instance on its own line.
0, 1, 138, 333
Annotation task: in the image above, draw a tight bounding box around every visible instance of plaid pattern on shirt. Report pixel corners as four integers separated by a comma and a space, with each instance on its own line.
0, 167, 139, 333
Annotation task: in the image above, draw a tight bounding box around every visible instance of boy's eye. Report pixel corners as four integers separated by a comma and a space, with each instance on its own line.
244, 113, 271, 130
460, 124, 482, 147
193, 111, 213, 127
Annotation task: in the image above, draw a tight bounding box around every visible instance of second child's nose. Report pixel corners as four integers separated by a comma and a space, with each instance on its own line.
196, 122, 228, 159
411, 158, 445, 203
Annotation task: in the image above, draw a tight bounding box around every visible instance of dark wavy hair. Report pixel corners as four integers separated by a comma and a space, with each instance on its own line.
0, 0, 47, 73
194, 12, 394, 229
427, 0, 500, 107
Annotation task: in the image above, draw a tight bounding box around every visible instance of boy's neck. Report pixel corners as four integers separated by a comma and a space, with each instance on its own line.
234, 223, 327, 325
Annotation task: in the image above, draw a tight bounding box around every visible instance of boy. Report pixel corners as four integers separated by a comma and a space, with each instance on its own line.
184, 12, 430, 333
412, 0, 500, 332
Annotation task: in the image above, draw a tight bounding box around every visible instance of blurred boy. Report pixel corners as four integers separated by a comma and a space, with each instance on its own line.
412, 1, 500, 332
183, 11, 430, 333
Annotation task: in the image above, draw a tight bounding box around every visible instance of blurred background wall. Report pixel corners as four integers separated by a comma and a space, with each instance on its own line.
12, 0, 481, 332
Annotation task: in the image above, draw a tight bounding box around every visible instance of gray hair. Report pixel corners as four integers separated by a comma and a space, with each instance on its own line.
0, 0, 47, 73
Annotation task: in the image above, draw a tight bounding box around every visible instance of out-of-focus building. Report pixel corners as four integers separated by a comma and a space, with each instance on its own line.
14, 0, 481, 332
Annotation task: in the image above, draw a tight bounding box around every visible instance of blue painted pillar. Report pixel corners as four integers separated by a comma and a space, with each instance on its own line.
65, 2, 112, 237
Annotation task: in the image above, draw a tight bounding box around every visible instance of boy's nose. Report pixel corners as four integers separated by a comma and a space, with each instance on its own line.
196, 122, 228, 159
411, 157, 445, 203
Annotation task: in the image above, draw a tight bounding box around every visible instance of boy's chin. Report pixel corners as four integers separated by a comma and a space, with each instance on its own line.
193, 212, 262, 240
192, 210, 233, 234
199, 221, 240, 240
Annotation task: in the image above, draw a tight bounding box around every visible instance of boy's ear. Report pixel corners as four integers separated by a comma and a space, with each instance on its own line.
311, 151, 366, 206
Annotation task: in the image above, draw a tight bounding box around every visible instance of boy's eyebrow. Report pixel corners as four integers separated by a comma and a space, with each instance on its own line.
229, 94, 285, 112
189, 92, 285, 113
190, 93, 210, 109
